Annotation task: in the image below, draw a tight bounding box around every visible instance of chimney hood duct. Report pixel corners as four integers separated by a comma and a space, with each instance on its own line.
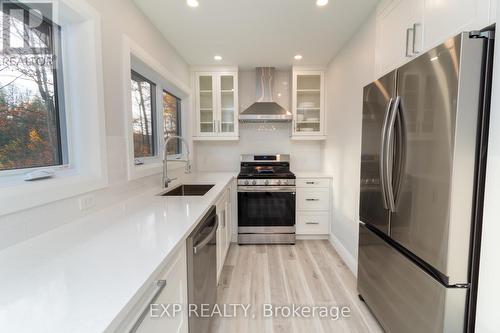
239, 67, 292, 123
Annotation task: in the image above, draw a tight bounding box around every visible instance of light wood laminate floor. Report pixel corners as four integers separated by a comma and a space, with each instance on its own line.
211, 240, 383, 333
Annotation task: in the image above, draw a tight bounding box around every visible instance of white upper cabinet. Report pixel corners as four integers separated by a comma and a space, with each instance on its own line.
196, 73, 217, 136
193, 68, 239, 140
375, 0, 424, 76
423, 0, 492, 50
375, 0, 495, 77
292, 67, 327, 140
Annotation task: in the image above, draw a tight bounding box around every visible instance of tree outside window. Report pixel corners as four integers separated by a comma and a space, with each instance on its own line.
0, 2, 66, 171
131, 71, 155, 158
163, 90, 181, 156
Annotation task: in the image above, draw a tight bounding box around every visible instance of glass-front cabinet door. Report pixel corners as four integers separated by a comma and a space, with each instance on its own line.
195, 71, 238, 139
292, 69, 326, 139
218, 74, 238, 136
197, 73, 217, 135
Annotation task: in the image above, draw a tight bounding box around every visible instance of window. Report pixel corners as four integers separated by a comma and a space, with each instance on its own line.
163, 90, 181, 156
125, 41, 190, 181
0, 2, 67, 172
131, 70, 156, 159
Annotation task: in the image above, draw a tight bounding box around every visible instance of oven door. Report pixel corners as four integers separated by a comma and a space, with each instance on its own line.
238, 186, 296, 230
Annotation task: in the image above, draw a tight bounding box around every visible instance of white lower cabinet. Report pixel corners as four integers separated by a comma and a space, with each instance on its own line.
216, 185, 232, 283
297, 188, 330, 211
296, 178, 331, 188
117, 245, 188, 333
296, 211, 330, 235
296, 177, 332, 236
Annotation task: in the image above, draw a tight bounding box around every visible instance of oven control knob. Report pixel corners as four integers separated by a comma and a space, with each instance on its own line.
282, 180, 288, 185
265, 180, 269, 185
276, 180, 281, 185
244, 180, 249, 186
252, 180, 257, 185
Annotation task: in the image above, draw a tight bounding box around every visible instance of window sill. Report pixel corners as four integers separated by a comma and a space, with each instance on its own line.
0, 169, 107, 216
127, 161, 185, 181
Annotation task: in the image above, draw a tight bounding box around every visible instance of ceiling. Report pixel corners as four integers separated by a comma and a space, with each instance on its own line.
133, 0, 378, 69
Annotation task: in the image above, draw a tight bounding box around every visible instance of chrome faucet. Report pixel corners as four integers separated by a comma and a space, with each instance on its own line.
162, 135, 192, 188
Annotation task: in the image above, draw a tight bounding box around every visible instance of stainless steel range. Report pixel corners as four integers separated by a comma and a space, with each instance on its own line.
237, 154, 296, 244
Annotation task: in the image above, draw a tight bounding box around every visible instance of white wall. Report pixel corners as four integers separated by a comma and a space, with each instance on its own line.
323, 14, 377, 270
475, 5, 500, 332
0, 0, 190, 250
195, 69, 324, 172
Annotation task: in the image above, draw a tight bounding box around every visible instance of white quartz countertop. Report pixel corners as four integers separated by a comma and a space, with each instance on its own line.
0, 172, 236, 333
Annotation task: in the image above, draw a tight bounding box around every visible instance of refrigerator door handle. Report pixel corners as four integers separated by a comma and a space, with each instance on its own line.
380, 97, 393, 210
393, 97, 407, 207
385, 96, 400, 212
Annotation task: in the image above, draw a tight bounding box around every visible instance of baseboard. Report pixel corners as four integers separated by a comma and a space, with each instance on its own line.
329, 234, 357, 276
296, 234, 329, 240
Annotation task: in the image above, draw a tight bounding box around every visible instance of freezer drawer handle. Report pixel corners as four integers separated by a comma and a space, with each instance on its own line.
129, 280, 167, 333
306, 222, 320, 225
306, 181, 316, 185
306, 198, 320, 201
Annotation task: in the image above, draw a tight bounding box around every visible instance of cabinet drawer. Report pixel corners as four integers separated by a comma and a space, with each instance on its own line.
297, 188, 330, 211
121, 246, 188, 333
296, 178, 330, 188
296, 212, 329, 235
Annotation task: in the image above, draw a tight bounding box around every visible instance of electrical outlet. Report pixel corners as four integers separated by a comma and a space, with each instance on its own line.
79, 194, 96, 211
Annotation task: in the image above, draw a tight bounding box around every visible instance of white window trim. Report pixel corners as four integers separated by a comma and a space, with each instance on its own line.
0, 0, 108, 216
122, 35, 191, 181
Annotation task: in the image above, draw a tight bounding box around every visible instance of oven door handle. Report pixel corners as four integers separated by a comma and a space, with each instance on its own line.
238, 186, 296, 193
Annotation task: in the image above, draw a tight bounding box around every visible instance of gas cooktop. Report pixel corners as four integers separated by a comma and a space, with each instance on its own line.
237, 154, 296, 180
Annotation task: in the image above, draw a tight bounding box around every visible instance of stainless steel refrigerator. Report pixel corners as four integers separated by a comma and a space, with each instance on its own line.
358, 31, 494, 333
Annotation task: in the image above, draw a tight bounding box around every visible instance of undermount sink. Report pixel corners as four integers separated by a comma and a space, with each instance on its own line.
160, 184, 215, 197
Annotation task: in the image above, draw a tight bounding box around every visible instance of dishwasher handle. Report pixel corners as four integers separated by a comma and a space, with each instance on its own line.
193, 216, 219, 254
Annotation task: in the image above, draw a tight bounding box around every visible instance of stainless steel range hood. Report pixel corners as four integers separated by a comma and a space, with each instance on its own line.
239, 67, 292, 123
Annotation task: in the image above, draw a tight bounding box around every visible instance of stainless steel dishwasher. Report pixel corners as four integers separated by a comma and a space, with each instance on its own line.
186, 206, 218, 333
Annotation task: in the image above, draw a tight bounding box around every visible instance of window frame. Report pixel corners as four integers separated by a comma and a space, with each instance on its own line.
130, 69, 157, 162
0, 1, 69, 175
129, 70, 184, 165
0, 0, 109, 216
124, 37, 191, 181
162, 89, 182, 157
